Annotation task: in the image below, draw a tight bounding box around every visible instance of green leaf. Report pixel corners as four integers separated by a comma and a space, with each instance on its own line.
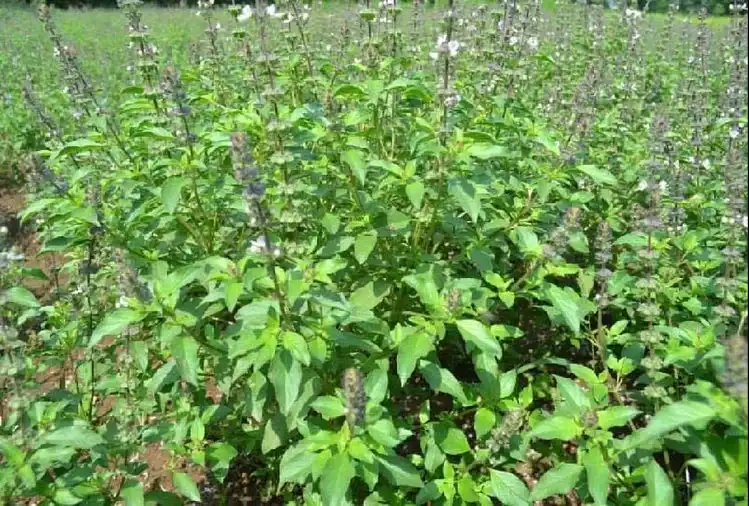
449, 178, 481, 223
420, 361, 469, 405
320, 453, 355, 506
688, 487, 725, 506
535, 131, 560, 155
397, 332, 433, 386
144, 491, 182, 506
41, 426, 104, 449
282, 331, 311, 366
622, 401, 715, 450
547, 285, 581, 335
350, 281, 390, 311
568, 231, 589, 253
406, 181, 425, 208
89, 308, 143, 348
457, 319, 502, 358
171, 334, 199, 387
500, 369, 517, 398
530, 416, 582, 440
0, 439, 24, 467
311, 396, 346, 420
569, 364, 601, 386
368, 419, 400, 447
343, 149, 368, 185
387, 209, 410, 232
261, 413, 287, 454
279, 444, 322, 485
3, 286, 40, 308
53, 489, 84, 505
554, 375, 592, 414
56, 138, 105, 159
489, 470, 531, 506
403, 271, 441, 310
173, 472, 201, 501
474, 408, 496, 439
457, 476, 480, 503
18, 464, 35, 489
374, 454, 423, 488
597, 406, 640, 430
583, 446, 609, 506
466, 143, 508, 159
120, 480, 145, 506
512, 227, 541, 257
147, 360, 180, 393
531, 463, 583, 501
71, 206, 100, 225
424, 442, 445, 473
415, 482, 441, 505
161, 177, 188, 213
364, 368, 388, 404
334, 83, 366, 99
348, 438, 375, 464
134, 126, 174, 140
206, 442, 237, 480
322, 213, 341, 235
645, 460, 674, 506
435, 423, 471, 455
268, 351, 303, 416
224, 280, 243, 312
354, 231, 378, 264
578, 165, 617, 186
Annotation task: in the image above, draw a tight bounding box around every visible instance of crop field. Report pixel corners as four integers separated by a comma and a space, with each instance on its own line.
0, 0, 747, 505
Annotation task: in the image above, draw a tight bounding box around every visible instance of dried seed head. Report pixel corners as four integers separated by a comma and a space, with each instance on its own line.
722, 333, 748, 415
582, 410, 598, 428
342, 368, 366, 427
38, 3, 50, 22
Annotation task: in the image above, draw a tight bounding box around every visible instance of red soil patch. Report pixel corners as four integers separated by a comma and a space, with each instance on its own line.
1, 187, 65, 302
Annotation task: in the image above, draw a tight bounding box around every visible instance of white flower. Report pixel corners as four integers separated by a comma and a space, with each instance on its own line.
248, 236, 268, 254
527, 36, 538, 51
6, 250, 24, 262
658, 180, 668, 194
509, 36, 518, 46
238, 4, 253, 22
265, 4, 282, 17
435, 35, 459, 57
444, 93, 461, 108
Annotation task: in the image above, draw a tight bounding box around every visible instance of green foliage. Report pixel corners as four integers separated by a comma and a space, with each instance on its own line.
0, 0, 747, 505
